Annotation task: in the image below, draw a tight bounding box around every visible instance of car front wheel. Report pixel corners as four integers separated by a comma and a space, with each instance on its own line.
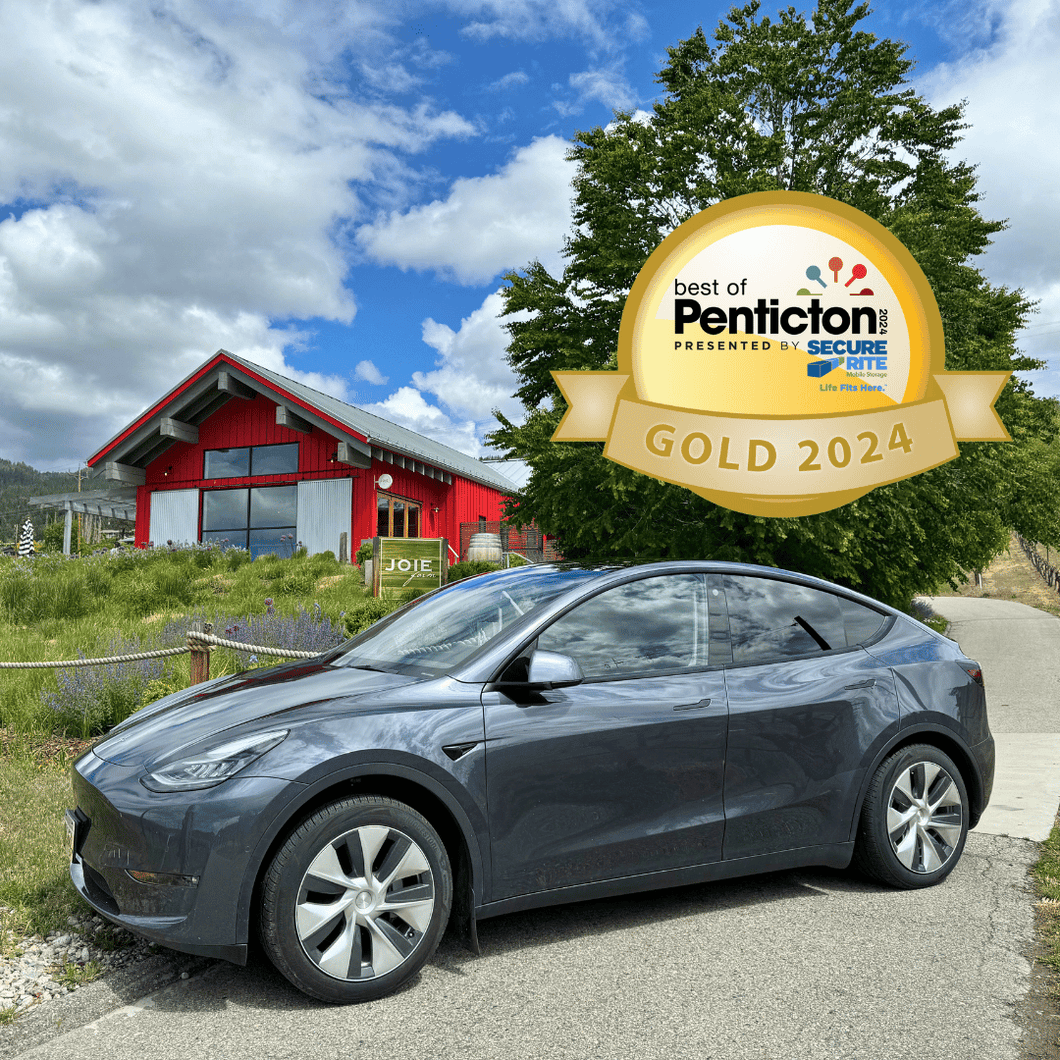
854, 744, 969, 889
260, 796, 452, 1002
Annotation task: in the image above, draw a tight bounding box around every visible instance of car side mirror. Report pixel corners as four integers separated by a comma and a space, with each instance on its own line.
526, 650, 584, 689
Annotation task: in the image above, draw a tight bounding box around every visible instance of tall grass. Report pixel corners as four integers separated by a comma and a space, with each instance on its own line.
0, 754, 80, 941
0, 546, 381, 737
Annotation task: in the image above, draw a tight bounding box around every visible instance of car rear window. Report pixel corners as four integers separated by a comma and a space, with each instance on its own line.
838, 596, 888, 645
723, 575, 846, 664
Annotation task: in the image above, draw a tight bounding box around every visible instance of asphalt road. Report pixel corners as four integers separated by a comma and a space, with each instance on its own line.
4, 596, 1058, 1060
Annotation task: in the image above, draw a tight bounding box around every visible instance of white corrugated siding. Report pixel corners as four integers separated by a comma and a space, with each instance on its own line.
297, 478, 353, 558
148, 489, 199, 547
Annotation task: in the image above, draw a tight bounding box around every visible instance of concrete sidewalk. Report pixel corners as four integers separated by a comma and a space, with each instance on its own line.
925, 596, 1060, 841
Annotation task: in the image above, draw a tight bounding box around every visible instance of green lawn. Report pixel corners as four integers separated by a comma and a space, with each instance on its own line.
0, 750, 81, 946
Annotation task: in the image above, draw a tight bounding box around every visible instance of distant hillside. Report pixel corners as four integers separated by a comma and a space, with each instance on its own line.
0, 458, 105, 542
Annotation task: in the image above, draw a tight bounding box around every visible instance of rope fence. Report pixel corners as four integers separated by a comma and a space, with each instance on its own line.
0, 627, 320, 684
0, 646, 189, 669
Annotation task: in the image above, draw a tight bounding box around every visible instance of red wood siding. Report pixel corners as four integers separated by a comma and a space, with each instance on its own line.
143, 394, 347, 487
135, 391, 508, 552
135, 484, 151, 546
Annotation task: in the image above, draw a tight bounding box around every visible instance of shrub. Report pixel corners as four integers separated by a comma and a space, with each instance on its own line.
447, 560, 501, 583
113, 571, 159, 617
0, 556, 96, 623
343, 597, 400, 637
40, 520, 77, 554
275, 569, 318, 596
146, 559, 197, 607
0, 545, 379, 738
142, 674, 186, 706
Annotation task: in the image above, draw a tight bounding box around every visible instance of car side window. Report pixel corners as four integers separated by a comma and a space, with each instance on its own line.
536, 574, 708, 679
838, 596, 888, 645
723, 575, 847, 665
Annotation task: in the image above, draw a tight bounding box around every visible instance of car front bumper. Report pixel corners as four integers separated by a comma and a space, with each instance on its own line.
69, 748, 302, 963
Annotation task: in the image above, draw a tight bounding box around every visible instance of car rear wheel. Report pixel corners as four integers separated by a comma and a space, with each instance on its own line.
260, 796, 452, 1002
854, 744, 969, 889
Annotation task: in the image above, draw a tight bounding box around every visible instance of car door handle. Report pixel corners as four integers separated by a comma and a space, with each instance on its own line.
673, 698, 712, 712
844, 679, 877, 690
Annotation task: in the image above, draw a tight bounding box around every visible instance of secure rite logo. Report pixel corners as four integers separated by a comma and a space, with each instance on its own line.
550, 191, 1012, 517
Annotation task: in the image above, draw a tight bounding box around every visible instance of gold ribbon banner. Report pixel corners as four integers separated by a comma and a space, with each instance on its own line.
552, 370, 1010, 502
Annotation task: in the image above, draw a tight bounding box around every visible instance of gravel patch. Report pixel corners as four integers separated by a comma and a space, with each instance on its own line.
1, 907, 156, 1017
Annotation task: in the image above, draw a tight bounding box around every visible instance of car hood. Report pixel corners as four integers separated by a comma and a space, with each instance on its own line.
90, 661, 421, 767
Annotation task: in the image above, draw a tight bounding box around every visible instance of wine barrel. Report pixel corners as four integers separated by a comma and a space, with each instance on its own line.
466, 532, 502, 564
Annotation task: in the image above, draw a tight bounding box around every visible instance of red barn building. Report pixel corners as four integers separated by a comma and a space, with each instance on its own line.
86, 350, 513, 560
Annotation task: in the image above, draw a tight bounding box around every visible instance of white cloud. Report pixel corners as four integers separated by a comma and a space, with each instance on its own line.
414, 291, 522, 422
0, 0, 473, 465
445, 0, 624, 47
918, 0, 1060, 396
564, 67, 636, 112
900, 0, 1009, 52
438, 0, 637, 115
489, 70, 530, 91
355, 136, 575, 283
624, 12, 650, 42
364, 385, 485, 457
354, 359, 389, 385
363, 290, 523, 458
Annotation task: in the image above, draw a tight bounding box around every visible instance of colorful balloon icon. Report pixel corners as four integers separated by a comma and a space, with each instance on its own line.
806, 265, 827, 288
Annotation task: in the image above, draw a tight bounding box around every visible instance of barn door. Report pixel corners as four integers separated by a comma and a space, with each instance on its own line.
296, 478, 353, 558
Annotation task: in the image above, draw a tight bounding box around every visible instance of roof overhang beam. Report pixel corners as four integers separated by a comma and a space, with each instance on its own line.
276, 404, 314, 433
336, 440, 371, 469
104, 462, 146, 486
217, 370, 256, 400
160, 417, 198, 444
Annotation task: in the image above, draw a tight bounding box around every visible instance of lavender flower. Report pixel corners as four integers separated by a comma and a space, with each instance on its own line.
41, 634, 168, 738
162, 604, 345, 668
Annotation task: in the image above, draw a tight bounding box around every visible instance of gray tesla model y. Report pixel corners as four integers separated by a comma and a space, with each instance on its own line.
67, 562, 993, 1002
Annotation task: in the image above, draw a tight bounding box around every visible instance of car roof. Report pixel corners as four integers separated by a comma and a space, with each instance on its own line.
487, 559, 900, 613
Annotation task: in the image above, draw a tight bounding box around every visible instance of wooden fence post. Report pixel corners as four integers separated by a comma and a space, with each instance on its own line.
188, 622, 213, 685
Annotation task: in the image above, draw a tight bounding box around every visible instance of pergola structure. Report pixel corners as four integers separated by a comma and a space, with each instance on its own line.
28, 488, 138, 555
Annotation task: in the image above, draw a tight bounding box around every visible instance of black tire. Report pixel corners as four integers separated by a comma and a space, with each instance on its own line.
260, 796, 452, 1002
854, 744, 969, 889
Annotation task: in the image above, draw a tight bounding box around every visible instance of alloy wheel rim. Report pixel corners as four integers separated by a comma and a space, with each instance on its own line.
295, 824, 435, 981
886, 760, 964, 874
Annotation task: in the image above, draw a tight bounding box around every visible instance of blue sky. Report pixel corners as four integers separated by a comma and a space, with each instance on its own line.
0, 0, 1057, 474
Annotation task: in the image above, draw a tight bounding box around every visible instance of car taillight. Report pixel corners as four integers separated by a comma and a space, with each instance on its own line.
963, 665, 984, 687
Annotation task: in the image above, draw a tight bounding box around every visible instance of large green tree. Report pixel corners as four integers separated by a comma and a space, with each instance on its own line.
491, 0, 1059, 607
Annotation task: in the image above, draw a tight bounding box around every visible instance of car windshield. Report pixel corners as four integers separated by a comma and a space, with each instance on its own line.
332, 566, 601, 677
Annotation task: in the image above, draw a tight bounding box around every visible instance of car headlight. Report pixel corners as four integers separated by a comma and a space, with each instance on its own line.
141, 730, 289, 792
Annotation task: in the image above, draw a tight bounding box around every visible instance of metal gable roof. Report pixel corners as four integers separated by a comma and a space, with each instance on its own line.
89, 350, 518, 494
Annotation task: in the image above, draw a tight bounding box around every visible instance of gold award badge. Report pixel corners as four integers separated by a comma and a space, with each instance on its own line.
551, 192, 1011, 517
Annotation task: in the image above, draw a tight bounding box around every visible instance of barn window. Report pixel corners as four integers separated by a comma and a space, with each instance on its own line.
203, 443, 298, 480
201, 485, 298, 557
377, 493, 421, 538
